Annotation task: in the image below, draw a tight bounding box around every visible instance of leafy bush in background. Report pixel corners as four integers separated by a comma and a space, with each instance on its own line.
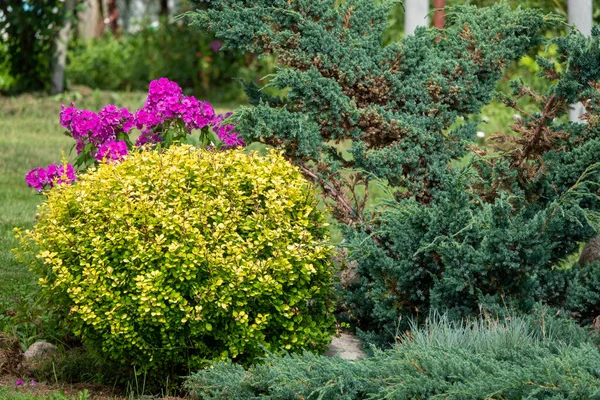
185, 312, 600, 399
15, 145, 335, 377
189, 1, 600, 345
0, 43, 15, 92
66, 22, 275, 103
0, 0, 70, 93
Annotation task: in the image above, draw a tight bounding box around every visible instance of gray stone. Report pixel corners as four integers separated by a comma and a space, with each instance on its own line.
579, 236, 600, 267
325, 333, 366, 361
332, 248, 360, 288
23, 341, 57, 360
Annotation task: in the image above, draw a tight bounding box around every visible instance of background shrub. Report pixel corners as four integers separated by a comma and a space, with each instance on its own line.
185, 312, 600, 399
0, 0, 69, 93
15, 145, 335, 376
66, 22, 276, 102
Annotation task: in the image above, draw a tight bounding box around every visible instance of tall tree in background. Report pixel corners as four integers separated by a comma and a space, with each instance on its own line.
0, 0, 68, 92
107, 0, 119, 34
51, 0, 75, 94
160, 0, 169, 17
433, 0, 446, 29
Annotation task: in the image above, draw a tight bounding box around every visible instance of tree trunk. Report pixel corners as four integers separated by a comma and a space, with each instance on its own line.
433, 0, 446, 30
97, 0, 106, 35
77, 0, 103, 39
404, 0, 429, 36
51, 0, 75, 94
568, 0, 592, 122
107, 0, 119, 35
160, 0, 169, 17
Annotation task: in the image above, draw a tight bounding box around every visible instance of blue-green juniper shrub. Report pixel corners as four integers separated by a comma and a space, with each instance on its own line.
187, 1, 600, 343
184, 312, 600, 399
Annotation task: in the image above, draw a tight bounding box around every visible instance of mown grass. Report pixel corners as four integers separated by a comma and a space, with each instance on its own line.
1, 94, 76, 344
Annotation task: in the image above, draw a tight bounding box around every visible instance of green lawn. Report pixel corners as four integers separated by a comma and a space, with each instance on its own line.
1, 94, 76, 342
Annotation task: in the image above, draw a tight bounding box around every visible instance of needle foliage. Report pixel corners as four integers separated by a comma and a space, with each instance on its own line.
186, 1, 600, 342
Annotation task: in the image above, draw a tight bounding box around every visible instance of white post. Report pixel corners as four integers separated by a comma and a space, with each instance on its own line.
405, 0, 430, 36
568, 0, 593, 122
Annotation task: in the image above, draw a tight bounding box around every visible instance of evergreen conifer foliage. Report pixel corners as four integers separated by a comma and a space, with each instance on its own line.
187, 1, 545, 216
188, 1, 600, 342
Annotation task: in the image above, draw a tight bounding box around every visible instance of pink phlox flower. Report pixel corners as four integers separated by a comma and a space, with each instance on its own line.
210, 40, 222, 53
59, 103, 77, 127
25, 168, 48, 192
135, 108, 162, 130
15, 379, 24, 387
136, 79, 218, 134
57, 164, 77, 184
99, 104, 135, 135
135, 130, 164, 146
26, 164, 76, 192
95, 140, 129, 163
60, 103, 133, 154
146, 78, 183, 108
214, 123, 244, 148
211, 111, 243, 148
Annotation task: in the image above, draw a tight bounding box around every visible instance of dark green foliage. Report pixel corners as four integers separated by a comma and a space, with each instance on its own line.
67, 22, 275, 102
0, 0, 70, 93
568, 261, 600, 324
188, 1, 600, 343
184, 313, 600, 399
188, 1, 545, 201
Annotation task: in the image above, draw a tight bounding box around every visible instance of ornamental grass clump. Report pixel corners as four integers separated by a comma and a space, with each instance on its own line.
15, 145, 335, 375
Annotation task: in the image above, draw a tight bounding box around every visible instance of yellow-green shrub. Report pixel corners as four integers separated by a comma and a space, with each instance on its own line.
15, 145, 335, 373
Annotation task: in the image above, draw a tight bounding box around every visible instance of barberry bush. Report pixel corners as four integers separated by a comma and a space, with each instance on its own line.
15, 145, 335, 374
188, 1, 600, 342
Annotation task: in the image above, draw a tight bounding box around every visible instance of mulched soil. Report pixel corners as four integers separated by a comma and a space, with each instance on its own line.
0, 374, 125, 399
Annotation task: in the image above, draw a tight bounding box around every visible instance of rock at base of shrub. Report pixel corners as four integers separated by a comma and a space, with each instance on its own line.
24, 342, 57, 360
325, 333, 365, 360
579, 236, 600, 266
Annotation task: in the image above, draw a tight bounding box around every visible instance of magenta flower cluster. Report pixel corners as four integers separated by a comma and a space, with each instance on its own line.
25, 164, 76, 192
26, 78, 244, 193
134, 78, 217, 144
95, 140, 128, 163
59, 78, 243, 149
214, 118, 244, 148
60, 104, 133, 154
